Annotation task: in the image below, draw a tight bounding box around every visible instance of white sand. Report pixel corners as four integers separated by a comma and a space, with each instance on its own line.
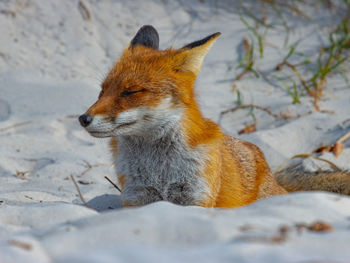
0, 1, 349, 262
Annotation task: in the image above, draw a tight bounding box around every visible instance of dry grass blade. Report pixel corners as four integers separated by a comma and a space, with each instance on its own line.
331, 130, 350, 157
276, 61, 310, 94
312, 156, 341, 171
0, 121, 33, 133
296, 221, 334, 233
78, 161, 107, 177
238, 123, 257, 135
221, 104, 280, 119
104, 176, 122, 193
243, 37, 251, 54
220, 104, 314, 122
9, 240, 32, 251
279, 110, 313, 120
313, 130, 350, 158
15, 170, 30, 180
234, 37, 259, 81
78, 1, 91, 20
24, 195, 34, 200
274, 153, 312, 175
336, 131, 350, 145
274, 153, 341, 175
332, 142, 344, 158
220, 104, 317, 129
235, 69, 250, 81
70, 175, 94, 209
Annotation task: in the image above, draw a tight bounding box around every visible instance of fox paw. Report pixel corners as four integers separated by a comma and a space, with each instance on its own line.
122, 185, 163, 206
166, 182, 195, 206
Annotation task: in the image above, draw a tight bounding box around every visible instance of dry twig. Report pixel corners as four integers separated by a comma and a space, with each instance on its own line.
104, 176, 122, 193
24, 195, 34, 200
70, 175, 94, 209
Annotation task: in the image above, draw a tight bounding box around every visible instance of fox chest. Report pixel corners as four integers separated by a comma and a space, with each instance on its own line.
114, 137, 209, 206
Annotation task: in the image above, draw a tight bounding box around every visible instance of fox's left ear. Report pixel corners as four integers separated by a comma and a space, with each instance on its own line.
175, 32, 221, 74
129, 25, 159, 50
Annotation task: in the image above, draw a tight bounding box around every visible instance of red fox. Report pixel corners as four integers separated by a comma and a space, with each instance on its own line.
79, 25, 350, 208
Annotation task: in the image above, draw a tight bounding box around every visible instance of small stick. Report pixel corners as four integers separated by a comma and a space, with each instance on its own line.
24, 195, 34, 200
70, 175, 94, 209
104, 176, 122, 193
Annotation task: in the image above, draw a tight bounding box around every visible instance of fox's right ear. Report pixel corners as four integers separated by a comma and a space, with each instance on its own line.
174, 32, 221, 74
129, 25, 159, 50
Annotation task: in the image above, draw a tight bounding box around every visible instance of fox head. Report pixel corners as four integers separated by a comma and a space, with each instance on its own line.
79, 25, 220, 138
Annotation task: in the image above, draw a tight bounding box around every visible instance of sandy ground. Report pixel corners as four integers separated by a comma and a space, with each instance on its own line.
0, 0, 349, 262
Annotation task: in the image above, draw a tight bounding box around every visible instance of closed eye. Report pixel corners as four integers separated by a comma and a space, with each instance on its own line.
120, 89, 146, 97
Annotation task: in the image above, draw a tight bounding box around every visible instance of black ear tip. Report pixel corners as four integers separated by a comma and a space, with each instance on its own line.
130, 25, 159, 50
182, 32, 221, 50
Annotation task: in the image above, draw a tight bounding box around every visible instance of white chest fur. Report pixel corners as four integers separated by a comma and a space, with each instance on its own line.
114, 127, 209, 206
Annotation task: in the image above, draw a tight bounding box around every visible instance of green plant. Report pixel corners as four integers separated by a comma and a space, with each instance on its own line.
235, 37, 259, 81
228, 0, 350, 120
239, 13, 268, 58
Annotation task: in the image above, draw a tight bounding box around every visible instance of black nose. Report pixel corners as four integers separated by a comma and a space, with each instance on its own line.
79, 114, 93, 127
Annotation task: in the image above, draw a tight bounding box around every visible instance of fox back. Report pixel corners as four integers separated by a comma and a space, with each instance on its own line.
79, 25, 286, 208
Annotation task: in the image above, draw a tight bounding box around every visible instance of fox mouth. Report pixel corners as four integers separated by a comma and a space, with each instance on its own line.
115, 121, 137, 129
87, 121, 137, 137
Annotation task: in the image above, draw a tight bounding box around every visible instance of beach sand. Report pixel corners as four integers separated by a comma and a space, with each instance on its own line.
0, 1, 349, 262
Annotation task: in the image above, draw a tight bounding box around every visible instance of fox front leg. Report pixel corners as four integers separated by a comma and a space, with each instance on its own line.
122, 185, 163, 207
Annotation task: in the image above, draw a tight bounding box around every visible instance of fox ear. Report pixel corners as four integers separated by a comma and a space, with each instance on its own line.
175, 32, 221, 74
130, 25, 159, 50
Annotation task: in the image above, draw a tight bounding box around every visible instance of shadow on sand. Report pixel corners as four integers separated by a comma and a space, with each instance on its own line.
87, 194, 122, 212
